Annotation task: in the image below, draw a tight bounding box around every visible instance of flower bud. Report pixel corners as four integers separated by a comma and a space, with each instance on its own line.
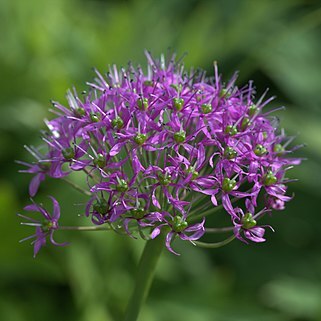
173, 98, 184, 111
222, 177, 236, 192
241, 212, 257, 229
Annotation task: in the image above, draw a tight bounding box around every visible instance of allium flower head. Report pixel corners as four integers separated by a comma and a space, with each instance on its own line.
19, 51, 301, 256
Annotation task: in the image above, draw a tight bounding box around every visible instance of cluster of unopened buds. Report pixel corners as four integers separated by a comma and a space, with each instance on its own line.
18, 52, 301, 257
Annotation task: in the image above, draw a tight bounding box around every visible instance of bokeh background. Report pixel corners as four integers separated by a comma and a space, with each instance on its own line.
1, 0, 321, 320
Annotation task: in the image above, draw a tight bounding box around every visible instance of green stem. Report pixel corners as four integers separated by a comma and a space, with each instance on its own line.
59, 225, 111, 231
63, 177, 92, 196
124, 233, 165, 321
194, 235, 236, 248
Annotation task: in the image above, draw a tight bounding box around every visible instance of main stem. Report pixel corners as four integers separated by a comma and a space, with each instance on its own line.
123, 233, 165, 321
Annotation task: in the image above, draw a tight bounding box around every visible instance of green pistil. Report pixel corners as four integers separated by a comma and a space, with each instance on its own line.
158, 173, 171, 186
249, 104, 258, 116
116, 179, 128, 192
134, 133, 147, 145
172, 216, 188, 233
137, 97, 148, 110
241, 117, 250, 130
143, 80, 153, 87
90, 112, 101, 123
41, 221, 54, 232
38, 160, 51, 170
93, 153, 105, 168
173, 98, 184, 111
201, 103, 212, 114
131, 208, 146, 219
222, 177, 236, 192
224, 146, 238, 160
225, 125, 238, 136
220, 88, 231, 98
264, 170, 277, 186
274, 143, 284, 155
241, 213, 257, 229
112, 116, 124, 129
93, 199, 109, 215
170, 84, 182, 93
254, 144, 267, 156
75, 107, 86, 117
174, 130, 186, 143
187, 166, 199, 180
62, 147, 75, 160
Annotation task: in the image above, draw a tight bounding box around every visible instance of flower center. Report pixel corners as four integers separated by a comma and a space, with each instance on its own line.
241, 213, 257, 229
222, 177, 236, 192
173, 130, 186, 143
93, 199, 109, 215
225, 125, 238, 136
62, 147, 75, 160
172, 216, 188, 233
264, 170, 277, 186
90, 112, 101, 122
224, 147, 237, 160
134, 133, 147, 145
241, 117, 250, 130
187, 166, 199, 180
93, 153, 106, 168
137, 97, 148, 110
116, 179, 128, 192
201, 103, 212, 114
273, 143, 284, 155
249, 104, 258, 116
254, 144, 267, 156
111, 116, 124, 129
158, 173, 171, 186
131, 208, 146, 219
173, 98, 184, 111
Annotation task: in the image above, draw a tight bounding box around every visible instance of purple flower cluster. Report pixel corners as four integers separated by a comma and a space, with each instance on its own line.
19, 52, 301, 256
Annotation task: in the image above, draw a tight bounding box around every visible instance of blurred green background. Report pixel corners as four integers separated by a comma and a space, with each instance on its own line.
1, 0, 321, 320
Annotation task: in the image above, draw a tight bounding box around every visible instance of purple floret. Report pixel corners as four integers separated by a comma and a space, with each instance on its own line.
18, 197, 68, 257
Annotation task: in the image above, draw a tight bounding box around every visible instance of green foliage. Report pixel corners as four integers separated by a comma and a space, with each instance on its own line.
1, 0, 320, 320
